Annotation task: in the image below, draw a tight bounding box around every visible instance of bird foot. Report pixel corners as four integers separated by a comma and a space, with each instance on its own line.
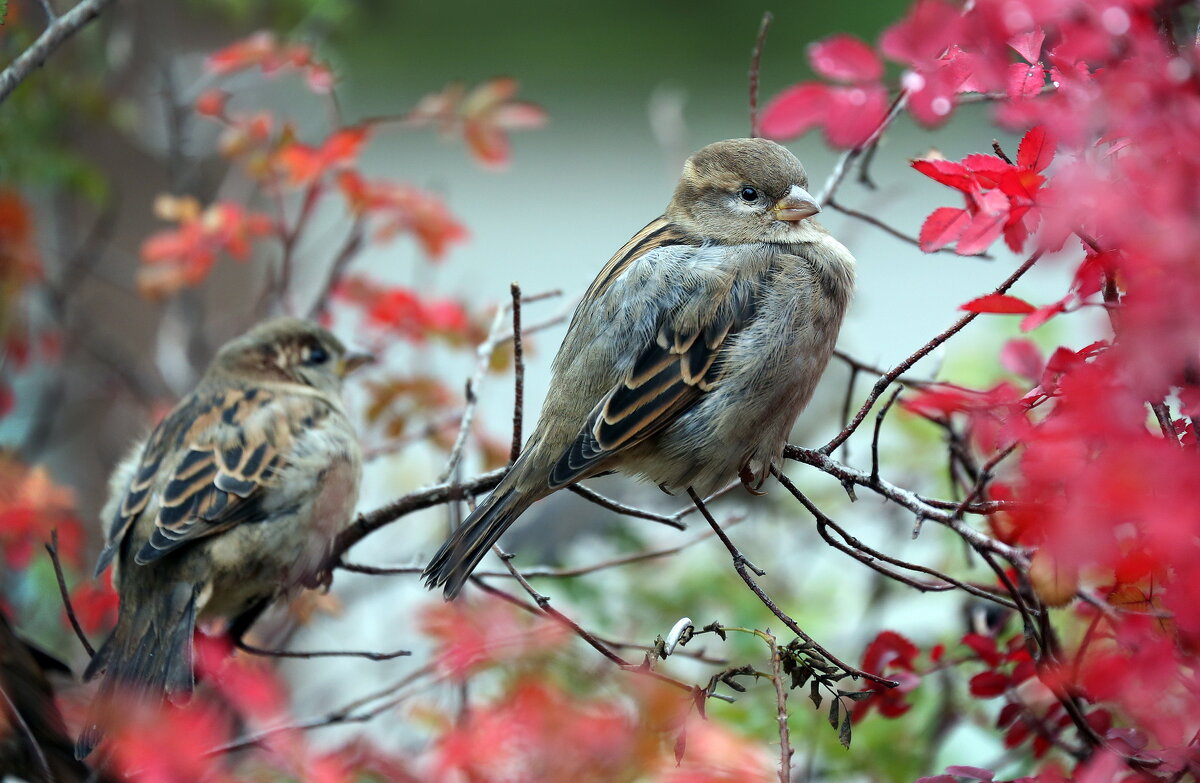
739, 465, 767, 496
657, 482, 675, 496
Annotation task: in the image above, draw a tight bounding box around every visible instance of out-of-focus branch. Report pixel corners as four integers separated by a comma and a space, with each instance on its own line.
0, 0, 118, 105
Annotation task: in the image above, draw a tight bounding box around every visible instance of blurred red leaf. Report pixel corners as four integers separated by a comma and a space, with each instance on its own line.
969, 671, 1010, 697
1008, 62, 1047, 100
276, 126, 370, 186
808, 34, 884, 83
337, 171, 468, 259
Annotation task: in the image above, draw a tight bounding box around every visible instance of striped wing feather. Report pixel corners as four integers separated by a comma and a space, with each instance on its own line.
95, 387, 321, 572
549, 277, 760, 489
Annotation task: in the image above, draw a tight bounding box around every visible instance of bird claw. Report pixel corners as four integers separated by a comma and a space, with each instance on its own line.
739, 466, 767, 496
658, 482, 675, 496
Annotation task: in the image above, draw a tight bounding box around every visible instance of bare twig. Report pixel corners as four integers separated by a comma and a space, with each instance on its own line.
205, 665, 439, 757
0, 0, 118, 106
822, 250, 1043, 455
686, 488, 898, 688
870, 387, 903, 485
45, 529, 95, 657
568, 484, 687, 529
783, 444, 1027, 563
0, 682, 53, 783
470, 577, 736, 703
306, 220, 365, 320
748, 11, 773, 138
828, 198, 993, 259
509, 282, 525, 463
766, 631, 793, 783
818, 90, 909, 205
773, 467, 1020, 610
235, 639, 411, 661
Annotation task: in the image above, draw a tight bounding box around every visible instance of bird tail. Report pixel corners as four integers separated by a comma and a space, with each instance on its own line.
423, 473, 538, 599
75, 581, 199, 759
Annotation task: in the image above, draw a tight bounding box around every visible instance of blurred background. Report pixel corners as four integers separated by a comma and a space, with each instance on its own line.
1, 0, 1086, 778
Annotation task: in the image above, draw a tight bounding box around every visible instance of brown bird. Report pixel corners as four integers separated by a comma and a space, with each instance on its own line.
424, 138, 855, 598
76, 317, 370, 758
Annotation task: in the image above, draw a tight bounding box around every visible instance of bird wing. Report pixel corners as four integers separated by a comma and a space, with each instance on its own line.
548, 259, 762, 489
96, 387, 327, 572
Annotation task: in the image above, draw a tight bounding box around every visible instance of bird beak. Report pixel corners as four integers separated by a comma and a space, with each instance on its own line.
773, 185, 822, 222
337, 351, 375, 378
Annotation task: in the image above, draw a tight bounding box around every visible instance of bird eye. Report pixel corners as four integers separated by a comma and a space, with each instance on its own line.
305, 345, 329, 366
739, 186, 759, 202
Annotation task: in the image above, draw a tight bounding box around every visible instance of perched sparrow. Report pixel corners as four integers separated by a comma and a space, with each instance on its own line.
76, 318, 370, 758
424, 138, 855, 598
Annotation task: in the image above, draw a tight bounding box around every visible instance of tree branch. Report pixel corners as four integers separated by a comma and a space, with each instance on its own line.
0, 0, 118, 106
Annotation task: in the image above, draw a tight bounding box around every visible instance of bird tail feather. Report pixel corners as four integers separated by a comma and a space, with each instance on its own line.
75, 581, 199, 759
423, 481, 536, 599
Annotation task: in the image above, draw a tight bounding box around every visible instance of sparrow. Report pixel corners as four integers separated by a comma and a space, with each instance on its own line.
424, 138, 856, 599
76, 317, 370, 758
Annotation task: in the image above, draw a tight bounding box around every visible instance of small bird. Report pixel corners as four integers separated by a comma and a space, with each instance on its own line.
76, 317, 370, 758
424, 138, 856, 598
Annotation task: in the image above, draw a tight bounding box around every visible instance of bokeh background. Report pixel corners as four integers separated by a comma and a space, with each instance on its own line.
1, 1, 1087, 778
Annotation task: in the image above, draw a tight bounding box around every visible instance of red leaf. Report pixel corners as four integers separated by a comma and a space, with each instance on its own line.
1001, 338, 1045, 381
193, 89, 228, 118
945, 766, 995, 781
1017, 126, 1056, 172
1009, 29, 1046, 64
1007, 61, 1046, 100
1020, 298, 1068, 332
822, 84, 890, 148
969, 671, 1010, 697
808, 34, 883, 83
879, 0, 962, 66
961, 293, 1036, 315
956, 189, 1010, 255
761, 84, 830, 140
919, 207, 971, 252
961, 632, 1003, 666
911, 158, 975, 191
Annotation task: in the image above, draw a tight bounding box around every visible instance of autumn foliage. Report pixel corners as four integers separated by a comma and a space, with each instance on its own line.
5, 1, 1200, 781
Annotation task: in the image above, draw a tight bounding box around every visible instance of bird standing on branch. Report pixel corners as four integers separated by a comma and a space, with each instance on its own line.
76, 317, 371, 758
424, 138, 856, 599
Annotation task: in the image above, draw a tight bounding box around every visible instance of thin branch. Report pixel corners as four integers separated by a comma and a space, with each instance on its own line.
748, 11, 773, 138
828, 198, 992, 259
470, 577, 736, 703
870, 387, 903, 485
818, 90, 909, 205
766, 631, 793, 783
0, 681, 53, 783
568, 484, 687, 529
0, 0, 117, 106
235, 639, 411, 661
685, 488, 898, 688
822, 250, 1043, 455
783, 445, 1027, 563
773, 467, 1020, 610
205, 666, 439, 757
509, 282, 525, 463
438, 289, 529, 482
306, 219, 364, 320
45, 529, 95, 657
